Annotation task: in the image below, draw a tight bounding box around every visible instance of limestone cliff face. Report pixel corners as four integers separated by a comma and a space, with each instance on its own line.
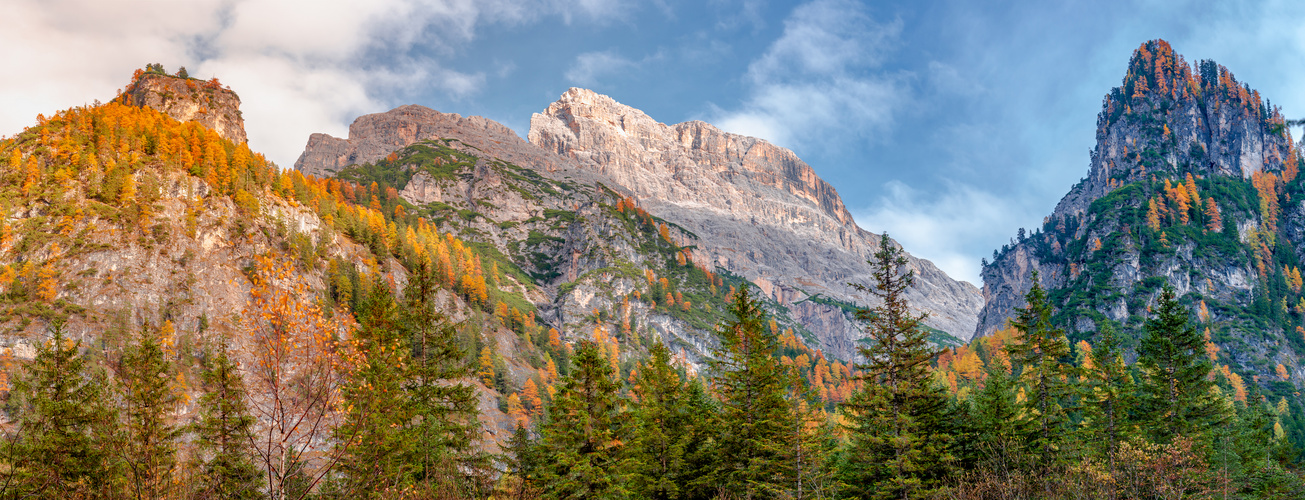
294, 105, 571, 178
975, 39, 1299, 338
120, 73, 247, 143
528, 88, 984, 341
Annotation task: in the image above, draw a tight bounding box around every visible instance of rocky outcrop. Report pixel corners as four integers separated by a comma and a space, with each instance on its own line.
528, 88, 984, 340
975, 39, 1298, 338
120, 73, 247, 143
294, 105, 574, 178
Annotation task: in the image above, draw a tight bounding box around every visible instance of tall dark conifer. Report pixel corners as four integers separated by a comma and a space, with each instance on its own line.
193, 340, 262, 500
629, 342, 694, 500
711, 287, 794, 499
8, 323, 116, 497
1082, 322, 1135, 472
116, 324, 182, 499
840, 233, 952, 500
537, 340, 630, 499
1005, 273, 1076, 464
1136, 285, 1223, 442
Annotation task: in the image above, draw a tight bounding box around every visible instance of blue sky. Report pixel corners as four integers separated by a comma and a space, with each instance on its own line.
3, 0, 1304, 285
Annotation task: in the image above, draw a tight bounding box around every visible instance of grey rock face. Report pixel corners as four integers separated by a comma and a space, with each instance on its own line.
975, 45, 1297, 338
528, 88, 983, 342
121, 74, 247, 144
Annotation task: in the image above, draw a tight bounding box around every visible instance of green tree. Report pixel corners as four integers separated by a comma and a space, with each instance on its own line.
1136, 285, 1223, 442
115, 325, 182, 500
400, 265, 484, 492
331, 286, 415, 496
840, 233, 953, 500
711, 287, 795, 499
1082, 322, 1135, 474
8, 323, 116, 497
536, 340, 630, 499
965, 365, 1025, 475
193, 340, 262, 500
629, 341, 693, 500
1005, 273, 1077, 465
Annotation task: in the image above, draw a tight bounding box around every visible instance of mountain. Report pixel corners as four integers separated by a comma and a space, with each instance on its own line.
976, 40, 1303, 436
121, 69, 247, 144
295, 91, 983, 360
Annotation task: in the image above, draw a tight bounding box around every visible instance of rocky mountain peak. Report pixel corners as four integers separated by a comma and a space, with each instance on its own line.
294, 104, 572, 178
118, 70, 247, 144
529, 88, 982, 342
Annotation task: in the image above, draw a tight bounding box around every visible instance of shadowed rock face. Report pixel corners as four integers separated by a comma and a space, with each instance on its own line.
294, 104, 572, 178
528, 88, 983, 341
120, 73, 247, 144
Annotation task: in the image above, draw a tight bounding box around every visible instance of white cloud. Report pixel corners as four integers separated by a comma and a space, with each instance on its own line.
852, 181, 1034, 285
0, 0, 616, 167
711, 0, 906, 148
565, 50, 639, 87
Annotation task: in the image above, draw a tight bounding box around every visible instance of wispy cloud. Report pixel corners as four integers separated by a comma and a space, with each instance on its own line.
565, 50, 640, 87
0, 0, 630, 168
712, 0, 906, 148
852, 181, 1028, 285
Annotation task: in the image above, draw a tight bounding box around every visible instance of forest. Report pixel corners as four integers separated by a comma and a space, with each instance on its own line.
0, 72, 1302, 499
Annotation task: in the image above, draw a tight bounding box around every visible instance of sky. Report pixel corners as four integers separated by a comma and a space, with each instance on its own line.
2, 0, 1304, 285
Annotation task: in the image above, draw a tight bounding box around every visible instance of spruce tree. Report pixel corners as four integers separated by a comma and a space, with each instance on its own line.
193, 340, 262, 500
629, 341, 693, 500
711, 286, 795, 499
966, 365, 1025, 475
332, 287, 415, 496
537, 340, 631, 499
8, 323, 116, 497
1005, 273, 1076, 465
1136, 285, 1223, 442
1082, 322, 1135, 472
116, 324, 182, 499
400, 265, 482, 490
840, 233, 952, 500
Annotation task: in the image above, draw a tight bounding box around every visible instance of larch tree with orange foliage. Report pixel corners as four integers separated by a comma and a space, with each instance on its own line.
242, 256, 355, 500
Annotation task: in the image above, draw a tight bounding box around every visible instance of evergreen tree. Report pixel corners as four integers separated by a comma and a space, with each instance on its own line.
1082, 322, 1135, 473
784, 369, 837, 500
840, 233, 953, 500
629, 341, 693, 500
711, 286, 795, 499
332, 286, 415, 496
1005, 273, 1077, 465
966, 365, 1025, 475
193, 340, 262, 500
400, 265, 483, 491
8, 323, 116, 497
537, 340, 631, 499
116, 324, 182, 499
1136, 285, 1223, 442
502, 424, 541, 500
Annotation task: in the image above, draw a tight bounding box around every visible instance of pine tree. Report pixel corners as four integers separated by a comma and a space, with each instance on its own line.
1136, 285, 1224, 442
116, 325, 182, 499
536, 340, 631, 499
1005, 273, 1077, 465
193, 340, 262, 500
840, 233, 953, 500
8, 323, 116, 497
711, 286, 795, 499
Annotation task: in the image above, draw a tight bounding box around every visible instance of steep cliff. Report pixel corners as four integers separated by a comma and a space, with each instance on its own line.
528, 88, 984, 342
119, 71, 247, 144
293, 105, 571, 178
974, 40, 1303, 425
977, 40, 1298, 339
